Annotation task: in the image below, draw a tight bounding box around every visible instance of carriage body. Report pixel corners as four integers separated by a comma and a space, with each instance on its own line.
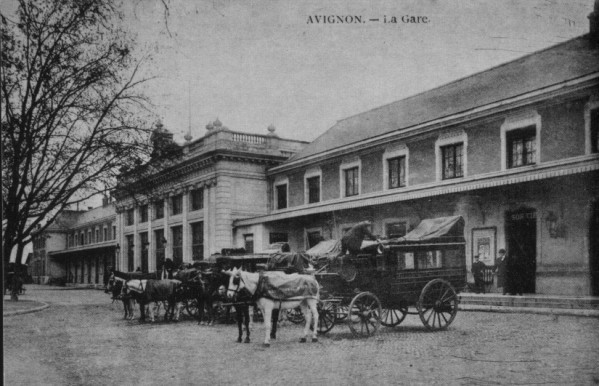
314, 216, 467, 336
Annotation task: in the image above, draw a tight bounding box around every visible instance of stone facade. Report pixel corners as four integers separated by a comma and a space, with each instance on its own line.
112, 121, 307, 272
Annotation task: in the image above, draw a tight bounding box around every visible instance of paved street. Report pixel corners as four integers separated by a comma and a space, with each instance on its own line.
3, 286, 599, 385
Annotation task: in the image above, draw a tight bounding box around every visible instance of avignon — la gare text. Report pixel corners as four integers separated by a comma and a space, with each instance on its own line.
306, 15, 430, 24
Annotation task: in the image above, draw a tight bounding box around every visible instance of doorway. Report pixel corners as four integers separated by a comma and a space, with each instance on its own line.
505, 208, 537, 294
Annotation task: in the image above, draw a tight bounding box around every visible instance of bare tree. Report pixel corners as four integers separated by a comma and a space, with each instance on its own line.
1, 0, 155, 293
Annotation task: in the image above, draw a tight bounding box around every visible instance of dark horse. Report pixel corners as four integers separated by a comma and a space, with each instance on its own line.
108, 270, 166, 321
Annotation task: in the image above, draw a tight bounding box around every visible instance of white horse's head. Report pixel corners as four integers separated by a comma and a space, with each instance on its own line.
224, 267, 244, 299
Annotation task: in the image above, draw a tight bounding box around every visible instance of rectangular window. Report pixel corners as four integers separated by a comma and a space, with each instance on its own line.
154, 200, 164, 220
307, 176, 320, 203
88, 230, 92, 244
307, 231, 322, 249
269, 232, 289, 244
388, 156, 406, 188
171, 195, 183, 215
385, 222, 407, 239
154, 229, 165, 268
441, 143, 463, 179
126, 209, 135, 226
139, 205, 148, 223
140, 232, 149, 272
126, 234, 134, 272
344, 167, 359, 197
591, 108, 599, 153
103, 227, 108, 242
190, 188, 204, 211
276, 184, 287, 210
416, 250, 443, 269
244, 234, 254, 254
191, 222, 204, 260
171, 226, 183, 266
95, 229, 100, 243
507, 127, 536, 168
112, 225, 116, 240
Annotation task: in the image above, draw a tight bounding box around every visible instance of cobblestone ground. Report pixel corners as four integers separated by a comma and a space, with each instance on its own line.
4, 286, 599, 385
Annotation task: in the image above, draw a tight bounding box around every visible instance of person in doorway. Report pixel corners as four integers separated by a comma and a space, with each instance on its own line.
471, 255, 486, 294
504, 250, 524, 296
164, 258, 174, 279
494, 249, 508, 295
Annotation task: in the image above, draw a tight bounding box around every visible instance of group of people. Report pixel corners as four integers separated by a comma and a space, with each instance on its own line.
471, 249, 525, 295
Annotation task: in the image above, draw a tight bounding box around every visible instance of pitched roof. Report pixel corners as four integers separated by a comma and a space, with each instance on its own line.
288, 35, 599, 163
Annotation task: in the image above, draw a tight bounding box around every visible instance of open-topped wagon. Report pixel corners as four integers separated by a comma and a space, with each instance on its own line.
314, 216, 467, 337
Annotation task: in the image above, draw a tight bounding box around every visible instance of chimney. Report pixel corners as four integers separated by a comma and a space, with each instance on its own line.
590, 0, 599, 47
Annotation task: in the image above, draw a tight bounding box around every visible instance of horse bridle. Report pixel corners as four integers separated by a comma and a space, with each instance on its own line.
227, 274, 244, 298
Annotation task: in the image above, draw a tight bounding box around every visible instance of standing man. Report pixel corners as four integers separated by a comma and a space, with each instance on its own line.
495, 249, 508, 295
471, 255, 486, 294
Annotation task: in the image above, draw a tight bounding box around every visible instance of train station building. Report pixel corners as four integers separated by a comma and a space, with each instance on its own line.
233, 20, 599, 296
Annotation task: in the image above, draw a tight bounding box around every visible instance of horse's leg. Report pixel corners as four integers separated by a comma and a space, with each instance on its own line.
235, 305, 243, 343
139, 301, 146, 322
262, 303, 273, 347
243, 305, 251, 343
309, 300, 319, 342
148, 302, 156, 322
270, 308, 279, 340
300, 302, 311, 343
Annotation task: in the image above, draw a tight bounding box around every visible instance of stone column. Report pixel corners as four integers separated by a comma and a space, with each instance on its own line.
182, 188, 190, 265
148, 203, 154, 272
164, 196, 170, 260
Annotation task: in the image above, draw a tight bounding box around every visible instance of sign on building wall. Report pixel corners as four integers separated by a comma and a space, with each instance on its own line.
471, 227, 496, 266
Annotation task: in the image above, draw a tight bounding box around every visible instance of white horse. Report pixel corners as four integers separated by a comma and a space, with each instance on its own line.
225, 268, 319, 347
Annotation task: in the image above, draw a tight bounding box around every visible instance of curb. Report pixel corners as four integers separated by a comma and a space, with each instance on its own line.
459, 304, 599, 317
3, 302, 50, 317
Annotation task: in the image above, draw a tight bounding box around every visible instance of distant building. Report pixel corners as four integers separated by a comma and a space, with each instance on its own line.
233, 9, 599, 296
31, 200, 117, 286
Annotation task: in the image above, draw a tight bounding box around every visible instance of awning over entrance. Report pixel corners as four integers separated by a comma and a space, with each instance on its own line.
48, 244, 116, 259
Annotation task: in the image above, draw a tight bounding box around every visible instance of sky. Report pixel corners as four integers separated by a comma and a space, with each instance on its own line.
1, 0, 595, 208
121, 0, 594, 143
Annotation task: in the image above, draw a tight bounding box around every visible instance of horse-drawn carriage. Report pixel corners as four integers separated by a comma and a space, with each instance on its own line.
312, 216, 467, 337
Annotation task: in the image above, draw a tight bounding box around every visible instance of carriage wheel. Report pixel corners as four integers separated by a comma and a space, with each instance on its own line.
286, 307, 305, 324
417, 279, 458, 330
380, 305, 408, 327
347, 292, 381, 337
335, 304, 349, 322
316, 301, 336, 334
185, 299, 201, 320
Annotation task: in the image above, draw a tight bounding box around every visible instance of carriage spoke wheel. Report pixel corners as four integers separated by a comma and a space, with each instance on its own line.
185, 299, 201, 320
286, 307, 305, 324
380, 305, 408, 327
417, 279, 458, 331
335, 304, 349, 322
347, 292, 381, 337
316, 301, 336, 334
